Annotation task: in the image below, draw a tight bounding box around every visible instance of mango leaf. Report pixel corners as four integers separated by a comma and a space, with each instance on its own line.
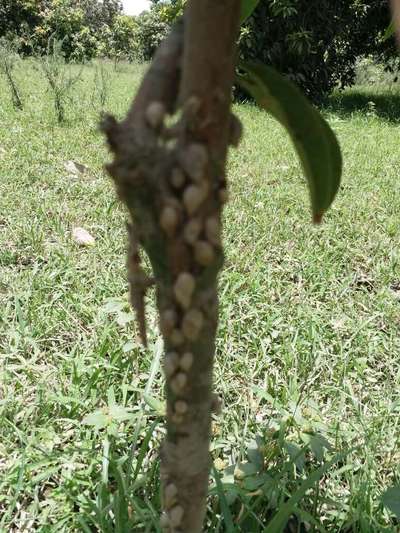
382, 485, 400, 518
383, 20, 395, 41
240, 0, 260, 24
237, 61, 342, 222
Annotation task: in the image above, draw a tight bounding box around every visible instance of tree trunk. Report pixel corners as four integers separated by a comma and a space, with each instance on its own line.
391, 0, 400, 44
102, 2, 241, 531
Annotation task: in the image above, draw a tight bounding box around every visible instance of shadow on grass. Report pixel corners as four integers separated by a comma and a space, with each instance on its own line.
325, 87, 400, 122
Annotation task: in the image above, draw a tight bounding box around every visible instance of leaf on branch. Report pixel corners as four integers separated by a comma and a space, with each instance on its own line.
237, 61, 342, 222
240, 0, 260, 24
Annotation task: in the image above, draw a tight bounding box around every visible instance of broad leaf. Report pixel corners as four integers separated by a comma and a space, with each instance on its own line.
108, 404, 135, 422
240, 0, 260, 24
237, 61, 342, 222
234, 461, 259, 479
285, 441, 306, 471
382, 485, 400, 518
247, 438, 264, 470
101, 298, 126, 314
82, 410, 110, 430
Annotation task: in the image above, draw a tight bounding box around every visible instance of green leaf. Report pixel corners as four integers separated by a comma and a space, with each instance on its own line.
221, 464, 236, 485
240, 0, 260, 24
212, 465, 236, 532
31, 466, 60, 484
108, 404, 135, 422
285, 442, 306, 471
247, 438, 264, 470
267, 454, 342, 532
237, 61, 342, 222
383, 20, 395, 41
243, 473, 272, 491
308, 433, 332, 462
101, 297, 126, 314
122, 340, 136, 353
143, 394, 166, 416
132, 420, 159, 481
82, 410, 110, 430
82, 405, 134, 430
234, 461, 259, 479
382, 485, 400, 518
115, 311, 134, 326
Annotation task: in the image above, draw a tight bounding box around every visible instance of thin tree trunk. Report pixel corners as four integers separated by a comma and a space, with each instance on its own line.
391, 0, 400, 44
102, 2, 241, 531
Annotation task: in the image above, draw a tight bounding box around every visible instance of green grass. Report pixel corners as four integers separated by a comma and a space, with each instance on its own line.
1, 59, 400, 531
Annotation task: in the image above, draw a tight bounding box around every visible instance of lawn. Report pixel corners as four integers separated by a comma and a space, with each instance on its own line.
1, 59, 400, 531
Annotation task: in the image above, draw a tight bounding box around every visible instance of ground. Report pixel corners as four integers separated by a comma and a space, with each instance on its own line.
1, 60, 400, 531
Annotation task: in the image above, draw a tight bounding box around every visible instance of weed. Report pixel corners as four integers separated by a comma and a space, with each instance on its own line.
92, 60, 111, 114
37, 36, 82, 124
0, 37, 23, 110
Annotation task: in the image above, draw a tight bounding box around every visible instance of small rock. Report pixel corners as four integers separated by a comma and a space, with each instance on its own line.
72, 227, 95, 247
64, 160, 90, 176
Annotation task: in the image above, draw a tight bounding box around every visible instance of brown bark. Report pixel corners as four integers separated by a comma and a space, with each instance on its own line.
391, 0, 400, 44
102, 2, 241, 531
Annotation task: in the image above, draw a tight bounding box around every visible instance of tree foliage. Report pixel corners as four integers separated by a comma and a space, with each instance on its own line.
131, 8, 170, 61
0, 0, 129, 61
239, 0, 393, 101
0, 0, 48, 40
146, 0, 393, 100
100, 14, 140, 62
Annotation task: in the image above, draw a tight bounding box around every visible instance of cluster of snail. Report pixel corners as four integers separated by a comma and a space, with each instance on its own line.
143, 97, 241, 532
145, 99, 223, 531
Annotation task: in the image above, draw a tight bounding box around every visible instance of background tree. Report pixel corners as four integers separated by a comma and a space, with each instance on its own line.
239, 0, 394, 101
0, 0, 126, 60
103, 14, 140, 64
0, 0, 49, 52
132, 8, 170, 60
